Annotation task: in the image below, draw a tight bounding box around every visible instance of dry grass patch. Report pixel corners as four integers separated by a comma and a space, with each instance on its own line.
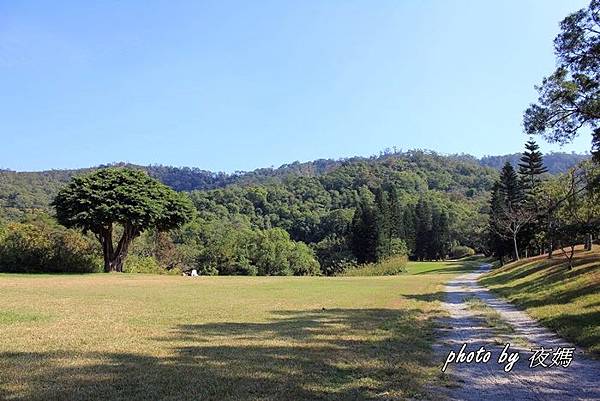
0, 262, 473, 401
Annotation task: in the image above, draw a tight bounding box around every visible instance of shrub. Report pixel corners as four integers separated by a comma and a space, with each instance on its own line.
389, 238, 409, 257
123, 255, 171, 274
314, 235, 356, 276
449, 245, 475, 259
289, 242, 321, 276
193, 223, 321, 276
341, 255, 408, 277
0, 222, 101, 273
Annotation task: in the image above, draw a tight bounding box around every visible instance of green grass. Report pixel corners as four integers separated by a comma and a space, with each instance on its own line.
405, 258, 487, 275
480, 245, 600, 357
0, 310, 48, 325
0, 260, 476, 401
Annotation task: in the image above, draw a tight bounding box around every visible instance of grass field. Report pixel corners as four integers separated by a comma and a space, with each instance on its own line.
480, 245, 600, 357
0, 259, 478, 401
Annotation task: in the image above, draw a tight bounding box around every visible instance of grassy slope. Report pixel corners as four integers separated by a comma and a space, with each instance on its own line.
0, 260, 477, 401
480, 245, 600, 356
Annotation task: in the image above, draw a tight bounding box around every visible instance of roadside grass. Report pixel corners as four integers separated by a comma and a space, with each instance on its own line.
464, 296, 514, 336
480, 245, 600, 357
462, 296, 527, 347
0, 259, 474, 401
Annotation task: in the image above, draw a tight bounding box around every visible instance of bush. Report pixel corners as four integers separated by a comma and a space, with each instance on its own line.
0, 222, 101, 273
449, 245, 475, 259
289, 242, 321, 276
128, 230, 187, 273
389, 238, 409, 257
313, 235, 356, 276
123, 255, 176, 274
341, 255, 408, 277
190, 222, 321, 276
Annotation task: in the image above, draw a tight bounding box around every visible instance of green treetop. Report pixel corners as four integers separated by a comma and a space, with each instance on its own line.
53, 168, 195, 272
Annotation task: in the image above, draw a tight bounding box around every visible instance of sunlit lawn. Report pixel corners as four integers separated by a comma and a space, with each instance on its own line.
0, 259, 478, 401
480, 245, 600, 357
405, 258, 485, 275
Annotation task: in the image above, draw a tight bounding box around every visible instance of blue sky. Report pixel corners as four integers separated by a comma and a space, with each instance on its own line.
0, 0, 593, 172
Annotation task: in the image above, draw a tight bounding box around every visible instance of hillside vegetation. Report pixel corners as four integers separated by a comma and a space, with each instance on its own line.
1, 150, 585, 218
0, 149, 591, 276
480, 246, 600, 356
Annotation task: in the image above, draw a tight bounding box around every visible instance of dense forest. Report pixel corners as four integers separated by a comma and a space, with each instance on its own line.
0, 148, 592, 276
479, 152, 589, 174
0, 150, 585, 217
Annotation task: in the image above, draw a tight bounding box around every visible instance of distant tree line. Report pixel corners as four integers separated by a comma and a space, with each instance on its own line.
0, 150, 586, 220
0, 151, 497, 275
1, 146, 594, 276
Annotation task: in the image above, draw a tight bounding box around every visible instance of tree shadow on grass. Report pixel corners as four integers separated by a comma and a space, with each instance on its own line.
0, 308, 440, 401
480, 254, 600, 309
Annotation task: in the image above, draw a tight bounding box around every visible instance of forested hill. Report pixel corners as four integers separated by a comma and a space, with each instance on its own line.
0, 150, 585, 219
480, 151, 589, 174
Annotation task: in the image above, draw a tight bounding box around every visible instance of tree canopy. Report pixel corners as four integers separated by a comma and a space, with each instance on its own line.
524, 0, 600, 162
53, 168, 194, 272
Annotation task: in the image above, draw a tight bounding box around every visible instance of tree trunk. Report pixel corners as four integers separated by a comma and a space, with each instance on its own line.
98, 224, 138, 273
100, 226, 115, 273
585, 233, 592, 251
568, 245, 575, 270
513, 234, 520, 261
547, 213, 553, 259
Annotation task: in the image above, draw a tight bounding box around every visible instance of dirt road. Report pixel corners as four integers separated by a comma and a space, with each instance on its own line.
435, 264, 600, 401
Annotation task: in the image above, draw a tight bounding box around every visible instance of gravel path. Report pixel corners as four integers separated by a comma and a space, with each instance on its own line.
435, 264, 600, 401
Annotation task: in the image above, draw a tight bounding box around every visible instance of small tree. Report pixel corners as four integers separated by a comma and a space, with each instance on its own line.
53, 168, 194, 272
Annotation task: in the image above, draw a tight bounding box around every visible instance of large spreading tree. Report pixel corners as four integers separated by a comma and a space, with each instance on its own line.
53, 168, 194, 272
523, 0, 600, 162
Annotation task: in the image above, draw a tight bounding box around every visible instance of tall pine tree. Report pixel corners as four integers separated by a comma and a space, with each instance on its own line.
517, 139, 548, 256
350, 197, 378, 263
488, 182, 510, 264
499, 162, 525, 208
518, 139, 548, 199
374, 187, 392, 260
388, 185, 404, 240
414, 197, 432, 261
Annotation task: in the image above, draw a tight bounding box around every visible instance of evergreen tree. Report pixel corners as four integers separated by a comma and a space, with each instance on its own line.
491, 162, 533, 260
402, 208, 416, 255
499, 162, 524, 207
350, 197, 378, 263
518, 139, 548, 198
488, 182, 509, 263
388, 185, 404, 240
430, 210, 450, 260
518, 139, 548, 256
374, 187, 392, 260
414, 198, 432, 261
